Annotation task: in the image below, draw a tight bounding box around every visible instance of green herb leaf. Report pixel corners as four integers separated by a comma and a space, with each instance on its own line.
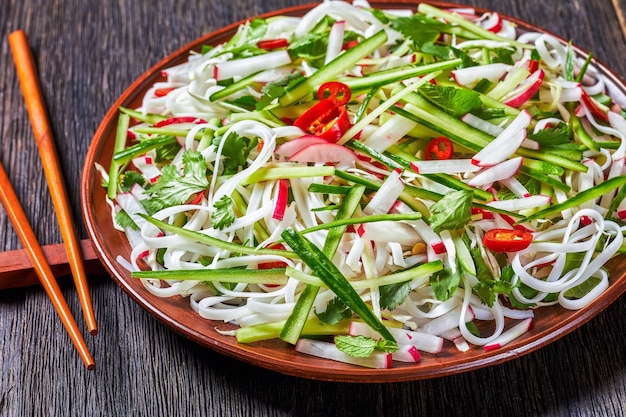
428, 189, 473, 233
379, 280, 411, 310
390, 14, 449, 46
119, 170, 146, 192
564, 277, 602, 299
430, 261, 462, 301
315, 297, 352, 325
212, 195, 236, 230
256, 72, 305, 110
114, 209, 139, 231
419, 83, 482, 117
213, 132, 259, 175
147, 150, 208, 210
334, 335, 399, 357
527, 122, 571, 146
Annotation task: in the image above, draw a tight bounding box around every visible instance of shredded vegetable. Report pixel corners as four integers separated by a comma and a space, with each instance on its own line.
102, 1, 626, 368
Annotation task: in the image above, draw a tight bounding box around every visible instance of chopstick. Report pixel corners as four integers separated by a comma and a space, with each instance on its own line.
8, 30, 97, 335
0, 161, 95, 370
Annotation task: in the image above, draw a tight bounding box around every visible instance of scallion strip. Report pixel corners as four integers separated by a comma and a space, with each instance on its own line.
131, 267, 288, 285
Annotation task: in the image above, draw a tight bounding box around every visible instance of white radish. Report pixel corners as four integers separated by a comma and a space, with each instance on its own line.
484, 317, 533, 351
472, 110, 532, 167
487, 194, 551, 211
295, 338, 392, 369
467, 157, 523, 187
213, 50, 292, 81
418, 306, 475, 336
349, 321, 444, 354
275, 135, 330, 159
363, 168, 404, 215
451, 63, 510, 87
410, 159, 480, 174
502, 69, 545, 107
289, 143, 357, 165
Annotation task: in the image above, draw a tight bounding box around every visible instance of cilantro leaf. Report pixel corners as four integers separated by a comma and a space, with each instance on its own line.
379, 281, 411, 310
212, 195, 236, 230
114, 209, 139, 231
390, 14, 449, 46
419, 42, 475, 68
430, 260, 462, 301
315, 297, 352, 325
419, 83, 482, 117
119, 170, 146, 192
213, 132, 259, 175
256, 72, 305, 110
147, 151, 209, 211
334, 335, 398, 358
288, 32, 329, 68
428, 189, 474, 233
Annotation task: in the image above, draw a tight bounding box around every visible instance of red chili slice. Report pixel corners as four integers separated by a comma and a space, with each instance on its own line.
256, 38, 289, 50
258, 243, 288, 271
424, 136, 454, 160
483, 228, 533, 253
317, 82, 351, 106
293, 99, 351, 142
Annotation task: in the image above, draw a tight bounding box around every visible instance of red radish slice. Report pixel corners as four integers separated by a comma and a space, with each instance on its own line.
467, 157, 523, 187
414, 220, 446, 255
484, 317, 533, 351
392, 344, 421, 363
461, 113, 503, 136
295, 338, 392, 369
480, 12, 503, 33
132, 156, 161, 184
451, 63, 510, 87
502, 69, 545, 107
487, 194, 551, 211
275, 135, 330, 158
289, 143, 357, 165
349, 321, 444, 354
410, 159, 479, 174
472, 110, 532, 167
363, 168, 404, 215
213, 50, 292, 81
325, 20, 346, 64
272, 179, 289, 221
500, 176, 531, 198
154, 116, 207, 127
580, 87, 610, 122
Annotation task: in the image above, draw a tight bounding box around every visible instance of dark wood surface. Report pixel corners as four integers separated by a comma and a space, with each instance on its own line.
2, 0, 626, 415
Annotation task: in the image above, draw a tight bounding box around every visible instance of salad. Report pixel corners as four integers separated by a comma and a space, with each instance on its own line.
100, 0, 626, 368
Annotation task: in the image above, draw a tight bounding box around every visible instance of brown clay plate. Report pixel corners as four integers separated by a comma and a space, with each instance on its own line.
81, 1, 626, 382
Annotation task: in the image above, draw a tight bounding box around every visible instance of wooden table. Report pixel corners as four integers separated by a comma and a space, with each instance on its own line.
2, 0, 626, 415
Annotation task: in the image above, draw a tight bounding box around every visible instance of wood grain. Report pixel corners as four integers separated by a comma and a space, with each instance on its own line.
2, 0, 626, 415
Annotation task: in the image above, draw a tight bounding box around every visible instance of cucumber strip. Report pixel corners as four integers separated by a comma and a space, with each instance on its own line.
242, 165, 335, 185
107, 113, 130, 199
337, 58, 462, 93
606, 178, 626, 219
279, 30, 388, 106
119, 106, 167, 124
280, 228, 396, 341
570, 113, 601, 151
112, 135, 178, 164
308, 183, 352, 194
133, 126, 201, 138
280, 185, 365, 344
139, 214, 300, 259
518, 166, 570, 192
417, 4, 531, 50
209, 71, 261, 101
521, 175, 626, 222
131, 267, 288, 285
300, 212, 423, 236
451, 230, 476, 275
237, 319, 351, 343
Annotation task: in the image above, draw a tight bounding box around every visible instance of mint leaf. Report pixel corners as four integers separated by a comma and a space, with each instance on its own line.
147, 150, 209, 210
390, 14, 449, 46
419, 83, 482, 117
315, 297, 352, 325
379, 281, 411, 310
212, 195, 236, 230
430, 260, 462, 301
527, 122, 571, 146
334, 335, 399, 357
428, 189, 473, 233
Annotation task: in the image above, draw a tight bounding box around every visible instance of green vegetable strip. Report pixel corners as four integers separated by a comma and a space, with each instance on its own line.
299, 212, 423, 236
112, 135, 178, 164
139, 214, 300, 258
131, 267, 288, 284
280, 185, 366, 344
521, 176, 626, 222
210, 70, 261, 101
242, 166, 335, 185
279, 29, 388, 106
107, 113, 130, 199
280, 228, 396, 342
119, 106, 167, 124
237, 319, 351, 343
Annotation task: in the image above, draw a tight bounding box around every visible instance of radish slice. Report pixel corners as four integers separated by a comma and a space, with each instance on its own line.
363, 168, 404, 215
413, 220, 446, 255
213, 50, 292, 81
358, 221, 420, 245
132, 155, 161, 184
480, 12, 503, 33
272, 179, 289, 221
362, 113, 417, 152
467, 157, 523, 187
500, 176, 531, 198
484, 317, 533, 351
472, 110, 532, 167
451, 63, 510, 87
115, 192, 150, 230
349, 321, 444, 354
461, 113, 503, 136
410, 159, 479, 174
487, 194, 551, 211
502, 69, 545, 107
275, 135, 330, 158
325, 20, 345, 64
295, 338, 392, 369
392, 344, 421, 363
289, 143, 357, 165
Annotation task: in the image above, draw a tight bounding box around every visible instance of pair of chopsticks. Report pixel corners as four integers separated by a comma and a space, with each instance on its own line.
3, 30, 97, 370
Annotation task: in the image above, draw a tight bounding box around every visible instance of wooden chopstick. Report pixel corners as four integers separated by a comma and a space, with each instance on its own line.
0, 161, 95, 370
8, 30, 97, 335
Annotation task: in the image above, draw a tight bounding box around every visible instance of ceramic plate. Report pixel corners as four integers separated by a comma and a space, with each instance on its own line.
81, 1, 626, 382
